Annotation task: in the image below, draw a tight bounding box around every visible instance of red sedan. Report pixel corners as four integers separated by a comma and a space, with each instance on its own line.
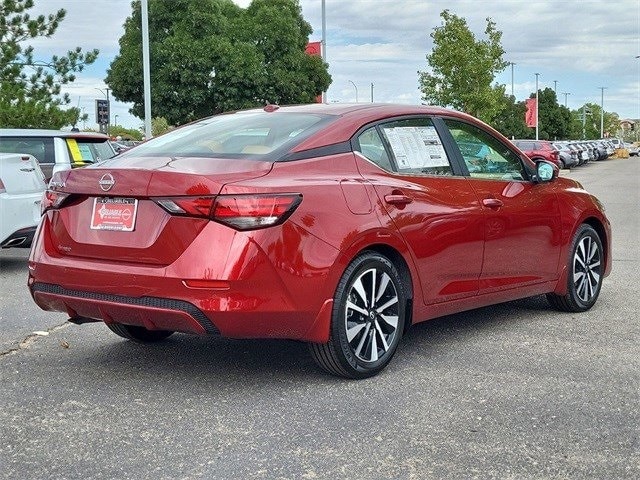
28, 104, 611, 378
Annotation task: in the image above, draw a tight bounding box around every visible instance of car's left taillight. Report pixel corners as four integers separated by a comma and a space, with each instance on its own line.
41, 190, 70, 215
155, 193, 302, 231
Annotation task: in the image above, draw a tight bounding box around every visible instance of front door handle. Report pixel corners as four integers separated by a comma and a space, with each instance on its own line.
482, 198, 504, 208
384, 194, 413, 206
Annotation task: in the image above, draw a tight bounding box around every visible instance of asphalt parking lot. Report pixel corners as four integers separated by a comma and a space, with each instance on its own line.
1, 157, 638, 479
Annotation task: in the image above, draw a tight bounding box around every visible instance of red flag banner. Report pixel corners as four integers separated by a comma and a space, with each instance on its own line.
525, 98, 537, 128
305, 41, 323, 103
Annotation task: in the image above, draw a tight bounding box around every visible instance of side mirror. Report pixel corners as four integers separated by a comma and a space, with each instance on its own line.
534, 161, 558, 183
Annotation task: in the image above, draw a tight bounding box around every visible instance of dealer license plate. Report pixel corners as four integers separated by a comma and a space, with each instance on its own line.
90, 197, 138, 231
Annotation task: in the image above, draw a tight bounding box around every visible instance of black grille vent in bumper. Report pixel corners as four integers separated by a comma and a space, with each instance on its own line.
32, 282, 220, 334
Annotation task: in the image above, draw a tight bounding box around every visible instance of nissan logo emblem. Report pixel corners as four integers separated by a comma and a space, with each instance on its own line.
99, 173, 116, 192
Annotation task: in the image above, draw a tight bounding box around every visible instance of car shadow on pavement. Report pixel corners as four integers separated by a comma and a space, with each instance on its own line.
44, 295, 555, 386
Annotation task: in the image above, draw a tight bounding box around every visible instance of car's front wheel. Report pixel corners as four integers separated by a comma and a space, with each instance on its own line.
309, 252, 406, 379
547, 224, 604, 312
106, 323, 174, 343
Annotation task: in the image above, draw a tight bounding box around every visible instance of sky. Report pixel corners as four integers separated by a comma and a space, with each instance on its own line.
24, 0, 640, 131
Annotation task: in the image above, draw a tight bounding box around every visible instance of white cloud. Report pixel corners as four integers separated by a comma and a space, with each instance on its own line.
10, 0, 640, 126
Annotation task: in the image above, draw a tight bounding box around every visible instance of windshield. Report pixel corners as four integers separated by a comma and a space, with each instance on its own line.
121, 112, 331, 160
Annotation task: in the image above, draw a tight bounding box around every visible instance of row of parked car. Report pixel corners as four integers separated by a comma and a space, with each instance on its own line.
511, 139, 621, 169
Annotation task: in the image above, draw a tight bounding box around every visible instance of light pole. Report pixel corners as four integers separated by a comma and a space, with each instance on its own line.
114, 114, 119, 127
553, 80, 558, 95
599, 86, 607, 138
535, 73, 540, 140
348, 80, 358, 103
371, 83, 374, 103
321, 0, 326, 103
509, 62, 516, 97
562, 92, 570, 108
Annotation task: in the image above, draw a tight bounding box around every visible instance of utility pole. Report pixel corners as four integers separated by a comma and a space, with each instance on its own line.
370, 83, 374, 103
509, 62, 516, 97
553, 80, 558, 95
321, 0, 326, 103
562, 92, 570, 108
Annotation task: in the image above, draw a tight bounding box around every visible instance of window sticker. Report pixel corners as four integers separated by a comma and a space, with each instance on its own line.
65, 138, 83, 162
384, 126, 449, 169
77, 143, 95, 161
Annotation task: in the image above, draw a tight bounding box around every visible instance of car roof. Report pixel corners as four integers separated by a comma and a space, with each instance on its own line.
0, 128, 109, 139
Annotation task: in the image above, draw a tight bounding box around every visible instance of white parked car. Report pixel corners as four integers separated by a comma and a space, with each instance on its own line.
0, 129, 116, 181
0, 153, 47, 248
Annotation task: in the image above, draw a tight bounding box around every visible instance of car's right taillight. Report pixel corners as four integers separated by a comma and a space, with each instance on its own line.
212, 194, 302, 231
0, 178, 6, 194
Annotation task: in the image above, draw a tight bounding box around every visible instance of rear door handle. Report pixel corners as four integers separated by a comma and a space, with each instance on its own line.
482, 198, 504, 208
20, 167, 35, 172
384, 194, 413, 206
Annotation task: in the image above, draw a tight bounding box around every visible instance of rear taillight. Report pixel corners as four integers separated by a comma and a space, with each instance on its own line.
0, 178, 5, 194
155, 194, 302, 231
212, 194, 302, 230
41, 190, 70, 214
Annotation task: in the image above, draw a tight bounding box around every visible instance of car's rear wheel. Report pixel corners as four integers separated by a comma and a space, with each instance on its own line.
547, 224, 603, 312
309, 252, 406, 379
106, 323, 174, 343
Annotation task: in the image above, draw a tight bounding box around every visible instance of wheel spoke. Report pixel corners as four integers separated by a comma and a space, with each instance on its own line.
346, 322, 366, 343
346, 300, 368, 317
376, 296, 398, 314
370, 269, 377, 311
375, 273, 391, 303
352, 277, 369, 308
374, 321, 390, 352
369, 329, 378, 362
354, 323, 372, 358
379, 314, 398, 329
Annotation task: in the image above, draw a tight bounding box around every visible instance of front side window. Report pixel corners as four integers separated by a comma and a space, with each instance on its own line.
379, 118, 453, 176
445, 119, 527, 181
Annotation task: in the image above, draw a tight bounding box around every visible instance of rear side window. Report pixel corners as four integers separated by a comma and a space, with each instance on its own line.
445, 119, 527, 181
0, 137, 54, 165
121, 112, 331, 160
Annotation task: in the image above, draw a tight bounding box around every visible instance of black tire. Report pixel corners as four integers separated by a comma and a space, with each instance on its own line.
309, 251, 406, 379
547, 224, 604, 312
106, 323, 174, 343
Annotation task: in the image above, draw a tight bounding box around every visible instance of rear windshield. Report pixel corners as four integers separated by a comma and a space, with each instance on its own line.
120, 112, 331, 160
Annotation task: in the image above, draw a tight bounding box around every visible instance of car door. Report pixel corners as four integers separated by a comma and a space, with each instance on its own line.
353, 117, 485, 304
441, 118, 562, 293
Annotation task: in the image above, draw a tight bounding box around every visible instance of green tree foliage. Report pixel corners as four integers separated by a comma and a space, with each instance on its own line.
569, 103, 619, 139
106, 0, 331, 126
0, 0, 98, 128
151, 117, 171, 137
492, 95, 528, 139
530, 88, 572, 140
418, 10, 508, 123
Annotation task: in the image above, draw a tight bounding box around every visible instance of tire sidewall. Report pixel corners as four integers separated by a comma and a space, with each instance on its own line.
567, 225, 603, 310
331, 252, 406, 376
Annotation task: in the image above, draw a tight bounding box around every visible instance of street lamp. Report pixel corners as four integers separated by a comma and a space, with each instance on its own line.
348, 80, 358, 103
599, 86, 607, 138
535, 73, 540, 140
114, 114, 119, 127
508, 62, 516, 97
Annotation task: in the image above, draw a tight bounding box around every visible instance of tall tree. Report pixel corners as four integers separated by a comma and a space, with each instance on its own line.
531, 87, 572, 140
492, 95, 529, 140
106, 0, 331, 126
418, 9, 508, 123
0, 0, 98, 128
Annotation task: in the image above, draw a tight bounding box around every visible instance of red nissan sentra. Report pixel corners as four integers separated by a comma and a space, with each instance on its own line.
28, 104, 612, 378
